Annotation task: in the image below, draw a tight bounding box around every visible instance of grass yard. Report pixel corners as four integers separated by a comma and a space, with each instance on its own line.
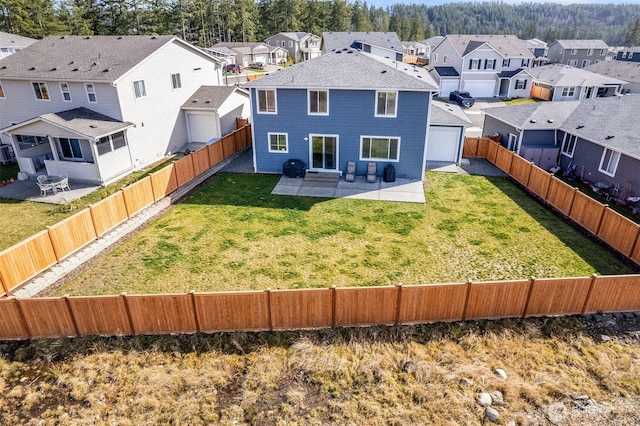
0, 159, 175, 251
1, 317, 639, 424
52, 172, 633, 296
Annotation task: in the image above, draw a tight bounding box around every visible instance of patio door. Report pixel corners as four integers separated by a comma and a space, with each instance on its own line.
310, 135, 338, 170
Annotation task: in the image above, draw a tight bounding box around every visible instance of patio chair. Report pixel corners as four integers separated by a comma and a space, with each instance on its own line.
56, 177, 70, 192
36, 176, 55, 196
345, 161, 356, 182
366, 162, 377, 183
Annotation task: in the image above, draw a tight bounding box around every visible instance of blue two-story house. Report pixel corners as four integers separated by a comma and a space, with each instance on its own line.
243, 50, 439, 180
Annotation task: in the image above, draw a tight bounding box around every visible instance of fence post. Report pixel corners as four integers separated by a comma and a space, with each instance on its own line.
46, 226, 62, 263
566, 188, 580, 217
0, 270, 9, 296
473, 138, 479, 157
190, 290, 201, 333
395, 283, 403, 325
461, 280, 473, 321
63, 295, 81, 337
266, 288, 273, 331
88, 204, 101, 240
524, 161, 534, 187
628, 228, 640, 261
581, 274, 599, 315
11, 297, 32, 339
121, 292, 136, 336
331, 286, 337, 328
595, 206, 609, 236
522, 277, 536, 319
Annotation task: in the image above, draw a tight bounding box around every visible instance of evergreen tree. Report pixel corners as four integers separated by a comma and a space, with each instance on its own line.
623, 16, 640, 46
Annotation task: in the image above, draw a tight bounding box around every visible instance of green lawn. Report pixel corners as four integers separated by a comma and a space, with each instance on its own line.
0, 159, 175, 251
52, 173, 633, 296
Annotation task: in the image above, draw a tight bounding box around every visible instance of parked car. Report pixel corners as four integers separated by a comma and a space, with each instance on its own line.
225, 64, 244, 74
449, 91, 475, 108
248, 62, 265, 70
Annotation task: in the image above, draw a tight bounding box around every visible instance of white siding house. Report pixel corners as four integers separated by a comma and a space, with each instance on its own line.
0, 35, 223, 184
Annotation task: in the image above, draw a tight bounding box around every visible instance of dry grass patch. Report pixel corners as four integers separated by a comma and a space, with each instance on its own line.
1, 317, 639, 424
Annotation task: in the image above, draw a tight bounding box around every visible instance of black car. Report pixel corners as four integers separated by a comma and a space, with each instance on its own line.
449, 91, 475, 108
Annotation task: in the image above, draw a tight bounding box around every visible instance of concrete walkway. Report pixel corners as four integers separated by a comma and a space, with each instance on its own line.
13, 148, 247, 298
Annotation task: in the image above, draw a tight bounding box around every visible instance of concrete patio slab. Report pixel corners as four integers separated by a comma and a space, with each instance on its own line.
0, 176, 99, 204
297, 186, 337, 197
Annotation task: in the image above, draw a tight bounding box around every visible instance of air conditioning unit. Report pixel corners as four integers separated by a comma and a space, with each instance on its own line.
0, 144, 15, 164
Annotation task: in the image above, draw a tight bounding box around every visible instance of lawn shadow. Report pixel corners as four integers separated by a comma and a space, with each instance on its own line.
485, 175, 637, 275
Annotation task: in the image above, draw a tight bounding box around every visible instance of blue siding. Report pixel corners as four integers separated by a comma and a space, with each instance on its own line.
251, 88, 430, 179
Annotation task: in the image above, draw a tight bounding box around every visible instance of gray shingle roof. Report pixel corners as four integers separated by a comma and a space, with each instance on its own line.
267, 32, 313, 41
322, 32, 403, 54
529, 64, 627, 87
554, 39, 609, 49
0, 31, 36, 48
484, 95, 640, 160
430, 100, 472, 127
432, 66, 460, 77
181, 86, 247, 111
422, 36, 444, 47
0, 35, 179, 82
523, 38, 547, 49
242, 50, 438, 91
204, 46, 236, 56
585, 61, 640, 84
446, 35, 533, 58
212, 42, 270, 55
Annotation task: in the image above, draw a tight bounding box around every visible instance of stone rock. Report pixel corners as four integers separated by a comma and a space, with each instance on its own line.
572, 394, 589, 401
477, 392, 493, 407
600, 334, 612, 342
494, 368, 508, 379
490, 390, 504, 406
544, 402, 568, 425
402, 361, 416, 375
507, 420, 516, 426
485, 407, 500, 422
459, 377, 474, 387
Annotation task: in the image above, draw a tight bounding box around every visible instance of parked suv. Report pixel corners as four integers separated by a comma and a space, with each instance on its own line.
449, 91, 475, 108
225, 64, 244, 74
248, 62, 265, 70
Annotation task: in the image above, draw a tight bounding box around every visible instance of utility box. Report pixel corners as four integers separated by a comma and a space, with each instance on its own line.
519, 145, 560, 171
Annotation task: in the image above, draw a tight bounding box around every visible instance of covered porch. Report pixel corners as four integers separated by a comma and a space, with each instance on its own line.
2, 108, 134, 186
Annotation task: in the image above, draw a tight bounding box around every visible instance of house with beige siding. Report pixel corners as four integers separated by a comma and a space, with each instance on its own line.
0, 35, 231, 185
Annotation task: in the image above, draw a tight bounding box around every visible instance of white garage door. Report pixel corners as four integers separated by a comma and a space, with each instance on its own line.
187, 113, 218, 143
427, 126, 461, 163
463, 80, 496, 98
440, 79, 460, 98
254, 54, 267, 64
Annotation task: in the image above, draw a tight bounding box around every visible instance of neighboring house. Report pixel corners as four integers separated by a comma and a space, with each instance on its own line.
529, 64, 625, 101
242, 50, 439, 180
547, 40, 608, 68
0, 35, 224, 185
585, 60, 640, 93
615, 46, 640, 62
321, 32, 404, 61
427, 100, 472, 164
482, 96, 640, 194
181, 86, 250, 143
0, 31, 36, 58
202, 46, 236, 67
265, 32, 321, 62
429, 34, 535, 98
211, 42, 287, 66
402, 41, 429, 57
523, 38, 549, 67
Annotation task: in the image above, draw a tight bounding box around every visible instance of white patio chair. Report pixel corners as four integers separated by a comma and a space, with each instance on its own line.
36, 178, 55, 196
56, 177, 70, 192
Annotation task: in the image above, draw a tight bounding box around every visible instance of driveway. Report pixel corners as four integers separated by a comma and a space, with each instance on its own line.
461, 99, 506, 138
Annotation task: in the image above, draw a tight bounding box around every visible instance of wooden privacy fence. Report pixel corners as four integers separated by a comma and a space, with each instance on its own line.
464, 137, 640, 266
0, 125, 252, 297
1, 275, 639, 339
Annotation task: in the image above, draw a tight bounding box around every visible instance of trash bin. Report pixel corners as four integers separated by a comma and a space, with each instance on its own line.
383, 164, 396, 182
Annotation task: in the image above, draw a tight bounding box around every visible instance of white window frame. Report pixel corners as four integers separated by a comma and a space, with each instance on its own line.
171, 73, 182, 90
502, 58, 510, 67
308, 89, 328, 115
507, 133, 518, 151
522, 58, 530, 67
561, 86, 576, 97
561, 134, 577, 158
581, 60, 591, 67
360, 135, 400, 162
470, 58, 480, 70
515, 79, 526, 90
60, 82, 72, 102
96, 131, 127, 156
133, 80, 147, 99
484, 59, 496, 70
433, 53, 438, 63
622, 52, 627, 58
598, 148, 620, 177
58, 137, 84, 161
570, 49, 578, 55
587, 49, 593, 56
375, 91, 397, 118
268, 132, 288, 153
32, 82, 50, 101
85, 83, 97, 103
600, 49, 606, 56
443, 55, 447, 64
257, 89, 277, 114
568, 60, 578, 66
0, 81, 5, 99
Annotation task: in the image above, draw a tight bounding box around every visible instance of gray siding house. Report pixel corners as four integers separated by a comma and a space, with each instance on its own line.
0, 31, 36, 58
0, 35, 224, 185
529, 64, 626, 101
483, 96, 640, 197
265, 32, 321, 62
547, 40, 608, 68
322, 32, 404, 61
585, 61, 640, 94
615, 47, 640, 63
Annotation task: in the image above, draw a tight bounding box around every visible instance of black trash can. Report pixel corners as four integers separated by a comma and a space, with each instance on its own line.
282, 159, 306, 178
383, 164, 396, 182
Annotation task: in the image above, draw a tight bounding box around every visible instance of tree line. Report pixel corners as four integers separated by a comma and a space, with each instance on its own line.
1, 0, 640, 48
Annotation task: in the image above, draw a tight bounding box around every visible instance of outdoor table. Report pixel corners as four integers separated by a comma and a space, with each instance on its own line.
42, 176, 64, 186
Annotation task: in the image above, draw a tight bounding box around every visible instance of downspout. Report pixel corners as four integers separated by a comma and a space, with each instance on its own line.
249, 89, 257, 173
421, 91, 434, 180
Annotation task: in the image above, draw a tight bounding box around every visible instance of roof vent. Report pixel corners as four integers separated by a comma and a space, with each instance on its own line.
69, 61, 75, 65
335, 50, 342, 54
60, 36, 65, 39
347, 50, 353, 54
29, 66, 37, 70
151, 36, 157, 39
605, 135, 615, 140
84, 36, 91, 40
50, 67, 58, 71
192, 99, 198, 103
381, 70, 387, 74
118, 36, 123, 39
547, 119, 554, 123
530, 119, 536, 123
92, 62, 98, 66
73, 68, 79, 72
576, 125, 584, 129
102, 68, 111, 72
89, 125, 97, 128
205, 100, 211, 104
0, 65, 7, 70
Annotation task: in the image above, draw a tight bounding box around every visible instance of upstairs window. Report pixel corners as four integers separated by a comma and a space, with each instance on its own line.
522, 58, 530, 67
561, 134, 577, 157
503, 58, 511, 67
308, 90, 328, 115
470, 59, 480, 70
484, 59, 496, 70
85, 83, 97, 102
257, 89, 277, 113
570, 49, 578, 55
375, 91, 397, 117
171, 73, 182, 89
622, 52, 628, 58
600, 49, 606, 56
60, 83, 72, 102
587, 49, 593, 56
133, 80, 147, 99
32, 82, 50, 101
0, 81, 4, 98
